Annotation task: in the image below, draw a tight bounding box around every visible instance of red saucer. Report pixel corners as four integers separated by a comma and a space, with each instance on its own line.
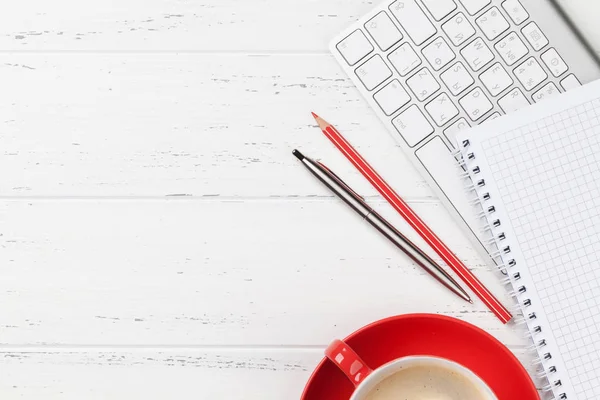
302, 314, 538, 400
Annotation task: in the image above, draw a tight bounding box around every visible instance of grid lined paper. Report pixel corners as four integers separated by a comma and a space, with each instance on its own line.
480, 98, 600, 399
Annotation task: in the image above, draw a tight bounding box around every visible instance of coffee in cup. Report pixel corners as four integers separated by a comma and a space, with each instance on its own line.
361, 359, 493, 400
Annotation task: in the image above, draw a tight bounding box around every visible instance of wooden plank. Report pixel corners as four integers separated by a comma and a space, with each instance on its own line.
0, 0, 374, 52
0, 348, 318, 399
0, 199, 524, 346
0, 347, 542, 398
0, 54, 436, 199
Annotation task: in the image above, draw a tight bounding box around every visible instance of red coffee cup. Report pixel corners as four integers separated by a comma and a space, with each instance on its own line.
301, 314, 539, 400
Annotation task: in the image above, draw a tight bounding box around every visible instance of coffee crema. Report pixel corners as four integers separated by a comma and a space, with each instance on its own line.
363, 363, 491, 400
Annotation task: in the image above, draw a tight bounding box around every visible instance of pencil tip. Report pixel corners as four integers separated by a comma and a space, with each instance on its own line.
292, 149, 305, 161
468, 299, 474, 304
311, 112, 330, 130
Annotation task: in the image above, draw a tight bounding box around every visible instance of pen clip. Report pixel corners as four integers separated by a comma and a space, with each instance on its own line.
317, 161, 366, 202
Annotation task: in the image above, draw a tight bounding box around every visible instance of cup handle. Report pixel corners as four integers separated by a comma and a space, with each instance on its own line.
325, 339, 373, 387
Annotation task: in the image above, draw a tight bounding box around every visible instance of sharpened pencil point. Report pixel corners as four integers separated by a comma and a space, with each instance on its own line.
292, 149, 305, 161
311, 112, 330, 131
311, 112, 319, 119
468, 299, 474, 304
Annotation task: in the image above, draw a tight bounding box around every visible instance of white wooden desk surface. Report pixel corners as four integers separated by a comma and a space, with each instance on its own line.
0, 1, 598, 398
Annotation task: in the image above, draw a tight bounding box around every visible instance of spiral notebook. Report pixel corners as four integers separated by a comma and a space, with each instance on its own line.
458, 79, 600, 400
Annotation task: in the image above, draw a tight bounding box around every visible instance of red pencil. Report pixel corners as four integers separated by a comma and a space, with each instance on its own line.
312, 112, 512, 324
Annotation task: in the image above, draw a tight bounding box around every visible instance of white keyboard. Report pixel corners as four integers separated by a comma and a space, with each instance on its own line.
331, 0, 600, 261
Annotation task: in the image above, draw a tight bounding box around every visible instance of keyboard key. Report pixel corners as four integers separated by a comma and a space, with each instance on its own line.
483, 112, 501, 121
389, 0, 437, 45
389, 43, 422, 76
356, 55, 393, 90
541, 48, 568, 77
442, 13, 476, 46
366, 12, 403, 51
480, 63, 513, 96
441, 62, 474, 95
502, 0, 529, 25
533, 82, 560, 103
514, 57, 547, 91
561, 74, 581, 91
461, 38, 494, 71
392, 105, 435, 146
494, 32, 528, 66
476, 7, 509, 40
425, 93, 459, 126
522, 22, 548, 51
415, 137, 477, 226
374, 79, 411, 115
422, 37, 455, 71
407, 68, 441, 101
498, 87, 529, 112
336, 30, 374, 66
444, 117, 471, 145
459, 87, 493, 121
421, 0, 457, 21
459, 0, 491, 15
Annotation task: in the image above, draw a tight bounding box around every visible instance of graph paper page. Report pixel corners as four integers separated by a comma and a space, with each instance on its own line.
458, 80, 600, 400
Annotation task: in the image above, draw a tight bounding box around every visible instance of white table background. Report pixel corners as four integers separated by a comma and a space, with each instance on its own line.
0, 1, 598, 398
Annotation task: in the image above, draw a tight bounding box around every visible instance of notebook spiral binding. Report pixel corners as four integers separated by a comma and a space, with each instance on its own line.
458, 139, 567, 400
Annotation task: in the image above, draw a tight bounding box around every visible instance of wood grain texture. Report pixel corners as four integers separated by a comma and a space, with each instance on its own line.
4, 0, 598, 397
0, 348, 542, 399
0, 199, 525, 346
0, 349, 318, 399
0, 0, 598, 53
0, 54, 438, 199
0, 0, 374, 52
